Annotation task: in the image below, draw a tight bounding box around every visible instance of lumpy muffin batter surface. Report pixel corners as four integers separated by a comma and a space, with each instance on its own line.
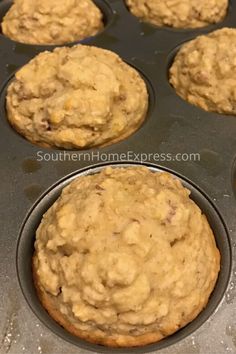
126, 0, 228, 28
33, 167, 220, 347
6, 45, 148, 149
2, 0, 104, 44
170, 28, 236, 115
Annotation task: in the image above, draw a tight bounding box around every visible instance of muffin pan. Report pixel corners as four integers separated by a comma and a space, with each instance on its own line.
1, 0, 236, 353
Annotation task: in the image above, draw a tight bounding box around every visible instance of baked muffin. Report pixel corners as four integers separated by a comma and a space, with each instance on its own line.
126, 0, 228, 29
169, 28, 236, 115
6, 45, 148, 149
1, 0, 103, 45
33, 166, 220, 347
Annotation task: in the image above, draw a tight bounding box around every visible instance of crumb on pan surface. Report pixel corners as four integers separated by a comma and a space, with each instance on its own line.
170, 28, 236, 115
126, 0, 228, 28
1, 0, 104, 45
33, 167, 220, 347
6, 45, 148, 149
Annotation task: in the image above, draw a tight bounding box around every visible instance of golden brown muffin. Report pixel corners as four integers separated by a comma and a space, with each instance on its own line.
6, 45, 148, 149
169, 28, 236, 115
126, 0, 228, 29
1, 0, 103, 45
33, 166, 220, 347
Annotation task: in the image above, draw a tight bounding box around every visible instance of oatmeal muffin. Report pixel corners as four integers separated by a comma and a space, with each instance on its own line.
126, 0, 228, 29
6, 45, 148, 149
33, 166, 220, 347
169, 28, 236, 115
1, 0, 103, 45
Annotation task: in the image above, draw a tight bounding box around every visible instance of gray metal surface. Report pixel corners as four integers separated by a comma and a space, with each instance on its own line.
0, 0, 236, 353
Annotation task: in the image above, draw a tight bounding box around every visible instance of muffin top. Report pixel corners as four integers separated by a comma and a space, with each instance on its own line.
170, 28, 236, 115
126, 0, 228, 28
1, 0, 103, 45
6, 45, 148, 149
33, 167, 220, 347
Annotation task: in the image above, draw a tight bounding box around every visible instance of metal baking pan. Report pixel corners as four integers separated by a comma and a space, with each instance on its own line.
0, 0, 236, 353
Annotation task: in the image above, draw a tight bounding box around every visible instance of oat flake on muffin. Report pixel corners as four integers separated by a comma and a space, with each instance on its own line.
33, 166, 220, 347
169, 28, 236, 115
126, 0, 228, 29
6, 45, 148, 149
1, 0, 104, 45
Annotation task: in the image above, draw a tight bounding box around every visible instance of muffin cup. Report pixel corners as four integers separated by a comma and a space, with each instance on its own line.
16, 163, 231, 353
0, 0, 114, 45
1, 61, 156, 150
123, 0, 232, 32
